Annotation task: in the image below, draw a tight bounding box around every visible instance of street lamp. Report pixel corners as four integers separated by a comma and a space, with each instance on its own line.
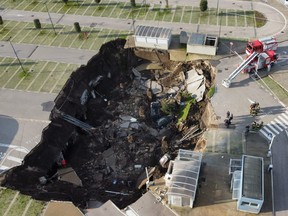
216, 0, 220, 16
7, 37, 25, 72
44, 2, 57, 35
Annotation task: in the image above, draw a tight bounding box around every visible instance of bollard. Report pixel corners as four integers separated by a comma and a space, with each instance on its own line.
74, 22, 81, 33
34, 19, 41, 29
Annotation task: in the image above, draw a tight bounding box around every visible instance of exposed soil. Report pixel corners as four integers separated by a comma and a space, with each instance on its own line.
0, 39, 216, 209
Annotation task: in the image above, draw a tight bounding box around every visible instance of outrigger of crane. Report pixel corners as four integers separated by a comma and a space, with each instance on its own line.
222, 36, 279, 88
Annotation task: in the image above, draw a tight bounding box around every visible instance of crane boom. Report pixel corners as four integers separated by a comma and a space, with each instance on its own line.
222, 52, 259, 88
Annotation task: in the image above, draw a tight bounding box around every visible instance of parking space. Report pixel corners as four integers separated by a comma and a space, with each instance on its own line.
0, 57, 79, 93
0, 20, 131, 51
0, 0, 258, 27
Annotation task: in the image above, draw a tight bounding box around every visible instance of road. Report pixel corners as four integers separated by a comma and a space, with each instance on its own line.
211, 40, 288, 215
0, 89, 56, 173
271, 130, 288, 216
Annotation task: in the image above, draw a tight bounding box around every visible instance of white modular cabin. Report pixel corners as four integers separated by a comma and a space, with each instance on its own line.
134, 25, 172, 50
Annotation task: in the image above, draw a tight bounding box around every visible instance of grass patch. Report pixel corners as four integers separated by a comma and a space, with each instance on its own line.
19, 68, 31, 78
0, 188, 17, 215
172, 6, 182, 22
177, 94, 196, 124
207, 85, 215, 98
236, 10, 245, 27
199, 11, 209, 24
25, 200, 46, 216
255, 11, 267, 28
8, 193, 30, 216
0, 27, 10, 35
258, 76, 288, 106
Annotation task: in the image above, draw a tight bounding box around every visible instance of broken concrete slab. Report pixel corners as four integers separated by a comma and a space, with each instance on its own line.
58, 167, 83, 187
151, 81, 162, 94
119, 115, 137, 122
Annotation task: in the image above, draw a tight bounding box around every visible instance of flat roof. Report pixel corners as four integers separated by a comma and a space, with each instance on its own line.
43, 201, 84, 216
188, 33, 205, 45
167, 150, 202, 199
126, 191, 177, 216
241, 155, 263, 200
135, 25, 172, 39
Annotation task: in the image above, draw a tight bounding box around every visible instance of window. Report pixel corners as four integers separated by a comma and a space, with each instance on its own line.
241, 201, 259, 208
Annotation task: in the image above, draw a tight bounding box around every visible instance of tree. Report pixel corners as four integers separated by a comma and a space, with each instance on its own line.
95, 0, 101, 3
130, 0, 136, 7
62, 0, 68, 4
200, 0, 208, 12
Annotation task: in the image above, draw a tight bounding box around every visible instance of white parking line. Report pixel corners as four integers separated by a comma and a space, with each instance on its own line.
38, 62, 59, 92
0, 58, 16, 80
3, 63, 23, 88
49, 63, 71, 93
7, 156, 22, 164
0, 165, 9, 170
26, 61, 49, 90
0, 143, 18, 149
2, 21, 22, 39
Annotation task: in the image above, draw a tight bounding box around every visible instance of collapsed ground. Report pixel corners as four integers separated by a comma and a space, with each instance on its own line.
0, 39, 216, 209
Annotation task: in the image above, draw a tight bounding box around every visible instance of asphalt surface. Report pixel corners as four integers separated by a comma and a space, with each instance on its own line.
0, 89, 56, 173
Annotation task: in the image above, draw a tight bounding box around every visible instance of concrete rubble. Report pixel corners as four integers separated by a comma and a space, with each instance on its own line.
1, 39, 216, 210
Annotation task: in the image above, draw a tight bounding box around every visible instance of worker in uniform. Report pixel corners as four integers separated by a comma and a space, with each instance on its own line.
250, 102, 260, 116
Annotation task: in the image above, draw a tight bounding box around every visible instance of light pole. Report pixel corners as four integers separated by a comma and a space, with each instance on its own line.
44, 2, 57, 35
216, 0, 220, 15
8, 37, 25, 72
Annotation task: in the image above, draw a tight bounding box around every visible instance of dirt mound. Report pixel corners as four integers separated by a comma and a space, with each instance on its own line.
1, 39, 216, 209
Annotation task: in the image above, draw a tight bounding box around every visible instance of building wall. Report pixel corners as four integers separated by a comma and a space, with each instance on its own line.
237, 197, 263, 214
134, 36, 171, 50
168, 195, 193, 208
187, 45, 217, 56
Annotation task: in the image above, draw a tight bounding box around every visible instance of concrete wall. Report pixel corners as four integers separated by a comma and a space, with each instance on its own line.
187, 45, 217, 56
134, 36, 171, 50
168, 195, 193, 208
237, 197, 263, 214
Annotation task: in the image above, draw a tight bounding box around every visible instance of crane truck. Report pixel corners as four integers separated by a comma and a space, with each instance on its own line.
222, 37, 279, 88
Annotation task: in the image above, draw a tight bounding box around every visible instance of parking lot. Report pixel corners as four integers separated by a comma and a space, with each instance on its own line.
0, 0, 259, 27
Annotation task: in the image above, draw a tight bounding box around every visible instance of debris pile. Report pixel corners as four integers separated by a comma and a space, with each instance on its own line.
1, 39, 216, 209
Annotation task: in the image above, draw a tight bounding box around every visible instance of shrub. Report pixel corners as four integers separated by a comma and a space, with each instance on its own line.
200, 0, 208, 12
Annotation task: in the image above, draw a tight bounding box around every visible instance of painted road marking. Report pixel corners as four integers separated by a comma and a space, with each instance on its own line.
7, 156, 22, 164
